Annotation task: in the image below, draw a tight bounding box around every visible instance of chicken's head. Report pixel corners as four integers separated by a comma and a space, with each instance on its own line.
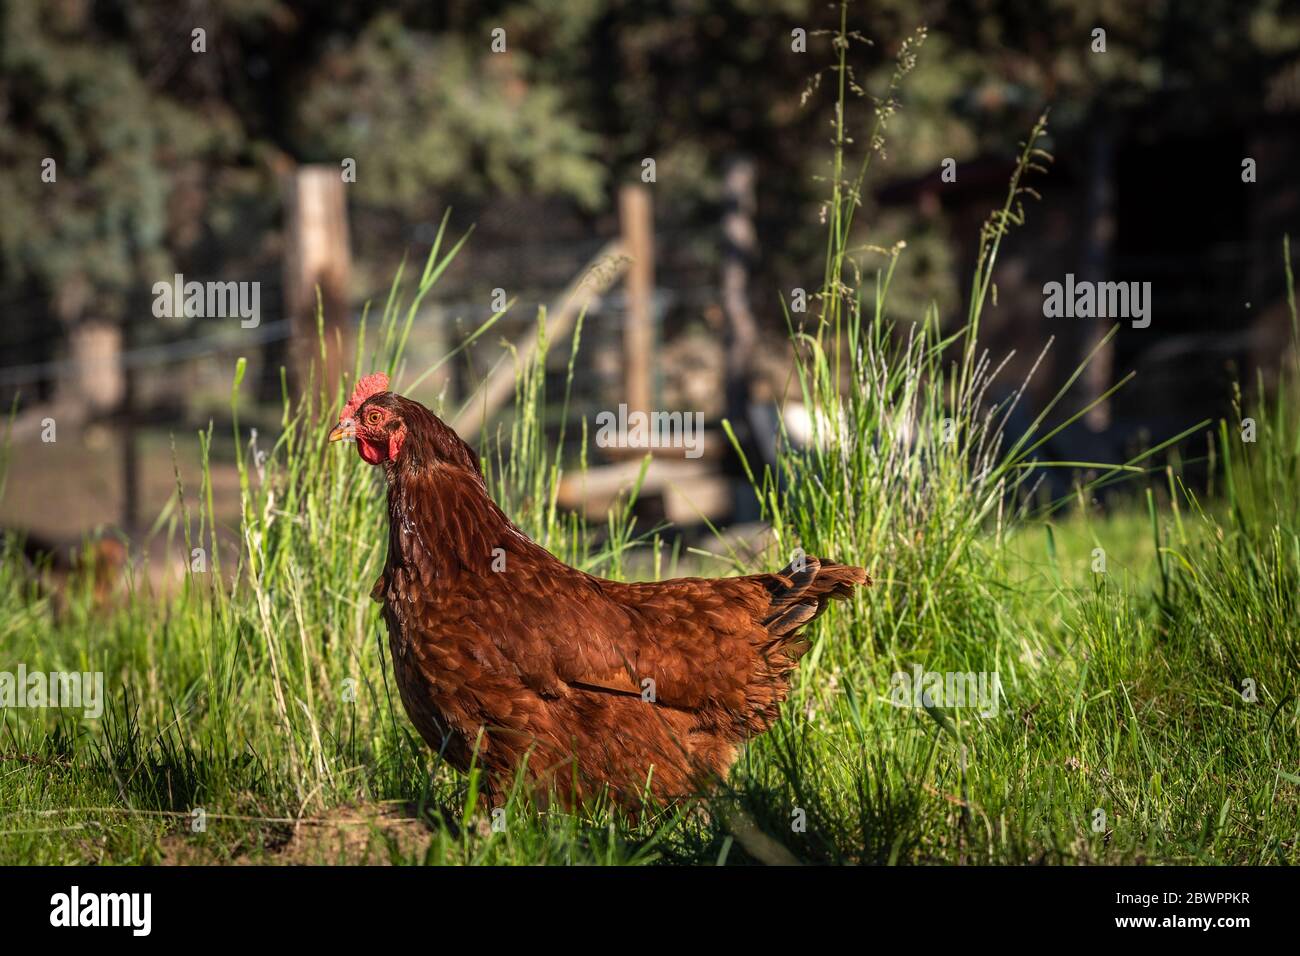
328, 372, 407, 464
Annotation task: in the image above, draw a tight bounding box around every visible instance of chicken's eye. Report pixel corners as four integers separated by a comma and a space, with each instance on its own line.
365, 410, 383, 426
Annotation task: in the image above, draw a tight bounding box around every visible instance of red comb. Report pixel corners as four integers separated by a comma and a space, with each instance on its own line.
341, 372, 390, 420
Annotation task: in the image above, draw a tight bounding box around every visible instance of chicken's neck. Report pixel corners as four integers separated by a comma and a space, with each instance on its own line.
383, 458, 534, 581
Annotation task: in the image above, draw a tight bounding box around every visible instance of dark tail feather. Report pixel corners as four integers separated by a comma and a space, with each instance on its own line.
760, 556, 870, 643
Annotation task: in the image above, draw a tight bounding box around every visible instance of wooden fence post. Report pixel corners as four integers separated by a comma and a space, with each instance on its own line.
620, 185, 655, 415
283, 165, 353, 405
722, 156, 759, 427
1081, 124, 1116, 431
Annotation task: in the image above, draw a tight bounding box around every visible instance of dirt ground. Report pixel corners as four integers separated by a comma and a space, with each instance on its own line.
158, 804, 442, 865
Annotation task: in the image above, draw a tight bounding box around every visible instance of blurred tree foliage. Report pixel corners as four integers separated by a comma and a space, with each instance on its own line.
1, 0, 1297, 339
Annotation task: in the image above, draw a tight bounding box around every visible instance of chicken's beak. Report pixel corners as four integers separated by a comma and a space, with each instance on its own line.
328, 420, 354, 443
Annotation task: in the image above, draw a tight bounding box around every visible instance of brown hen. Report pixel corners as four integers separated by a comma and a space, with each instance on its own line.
330, 373, 869, 808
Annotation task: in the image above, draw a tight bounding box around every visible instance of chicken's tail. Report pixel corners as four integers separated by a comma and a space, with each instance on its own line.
759, 555, 870, 654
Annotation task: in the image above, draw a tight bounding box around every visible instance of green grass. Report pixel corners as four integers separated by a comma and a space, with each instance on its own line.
1, 12, 1297, 865
2, 472, 1296, 864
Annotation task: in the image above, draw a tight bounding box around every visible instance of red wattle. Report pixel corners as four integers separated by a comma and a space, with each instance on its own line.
388, 427, 407, 461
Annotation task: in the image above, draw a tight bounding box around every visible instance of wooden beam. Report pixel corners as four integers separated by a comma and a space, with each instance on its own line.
452, 240, 628, 440
556, 455, 730, 523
